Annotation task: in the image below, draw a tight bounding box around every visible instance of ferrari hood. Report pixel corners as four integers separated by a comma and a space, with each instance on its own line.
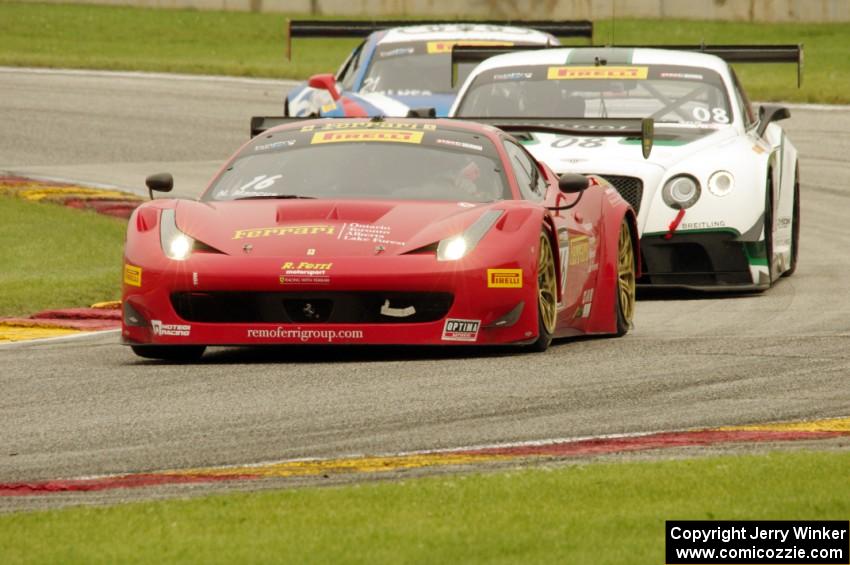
521, 125, 737, 174
174, 199, 496, 257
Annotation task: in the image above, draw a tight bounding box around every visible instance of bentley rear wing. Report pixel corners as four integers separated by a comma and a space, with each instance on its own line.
286, 19, 593, 59
462, 117, 655, 159
451, 45, 548, 86
451, 43, 804, 86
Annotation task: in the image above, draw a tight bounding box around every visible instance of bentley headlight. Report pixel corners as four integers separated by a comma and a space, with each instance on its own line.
662, 175, 701, 210
436, 210, 502, 261
708, 170, 734, 197
160, 209, 194, 261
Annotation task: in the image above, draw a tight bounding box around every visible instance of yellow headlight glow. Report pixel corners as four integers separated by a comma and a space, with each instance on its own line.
441, 237, 467, 261
168, 234, 193, 261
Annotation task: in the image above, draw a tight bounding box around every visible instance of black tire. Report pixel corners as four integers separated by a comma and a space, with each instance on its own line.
764, 174, 775, 286
782, 165, 800, 277
528, 230, 558, 352
283, 97, 290, 117
614, 219, 636, 337
131, 345, 206, 361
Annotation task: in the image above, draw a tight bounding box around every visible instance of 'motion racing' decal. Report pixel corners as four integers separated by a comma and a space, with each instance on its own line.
151, 320, 191, 337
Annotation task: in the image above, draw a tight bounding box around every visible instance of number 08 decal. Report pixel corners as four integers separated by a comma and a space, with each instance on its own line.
551, 137, 606, 149
692, 107, 730, 124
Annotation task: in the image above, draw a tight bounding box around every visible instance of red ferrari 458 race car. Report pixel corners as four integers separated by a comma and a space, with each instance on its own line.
122, 117, 651, 360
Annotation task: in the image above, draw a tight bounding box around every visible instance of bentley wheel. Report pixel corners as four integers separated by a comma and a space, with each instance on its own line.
614, 219, 636, 337
764, 175, 775, 286
131, 345, 206, 361
529, 230, 558, 352
782, 165, 800, 277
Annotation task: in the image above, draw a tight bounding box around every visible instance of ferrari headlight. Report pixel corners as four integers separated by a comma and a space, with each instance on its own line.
708, 170, 734, 197
438, 237, 468, 261
662, 175, 701, 210
436, 210, 502, 261
168, 234, 193, 260
160, 209, 194, 261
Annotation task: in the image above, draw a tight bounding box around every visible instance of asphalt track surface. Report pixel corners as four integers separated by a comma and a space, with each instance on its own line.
1, 69, 849, 500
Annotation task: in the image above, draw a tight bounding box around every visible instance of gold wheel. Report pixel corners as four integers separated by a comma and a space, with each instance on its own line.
617, 220, 636, 329
537, 232, 558, 335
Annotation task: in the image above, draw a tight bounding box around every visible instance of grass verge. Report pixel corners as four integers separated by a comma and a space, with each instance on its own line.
1, 450, 848, 564
1, 3, 850, 103
0, 196, 124, 316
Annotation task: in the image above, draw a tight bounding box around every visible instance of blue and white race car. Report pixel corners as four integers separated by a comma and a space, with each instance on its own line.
283, 20, 592, 118
451, 45, 802, 291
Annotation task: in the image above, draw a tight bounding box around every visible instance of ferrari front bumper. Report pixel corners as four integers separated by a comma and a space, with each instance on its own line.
121, 253, 539, 347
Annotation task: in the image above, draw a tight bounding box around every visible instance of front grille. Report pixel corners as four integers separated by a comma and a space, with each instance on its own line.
172, 291, 453, 324
592, 174, 643, 214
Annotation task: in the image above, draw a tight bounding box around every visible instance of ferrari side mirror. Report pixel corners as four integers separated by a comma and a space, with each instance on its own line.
756, 105, 790, 137
146, 172, 173, 200
558, 173, 589, 194
308, 73, 341, 101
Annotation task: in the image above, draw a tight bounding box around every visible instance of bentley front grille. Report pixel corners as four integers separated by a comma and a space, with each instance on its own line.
592, 174, 644, 214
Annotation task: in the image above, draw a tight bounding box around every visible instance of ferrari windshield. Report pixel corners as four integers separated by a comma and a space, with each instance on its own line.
457, 64, 733, 126
205, 123, 509, 203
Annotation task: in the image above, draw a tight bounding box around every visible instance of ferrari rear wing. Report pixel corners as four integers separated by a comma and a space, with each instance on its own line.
286, 19, 593, 59
451, 43, 804, 86
250, 115, 655, 159
251, 116, 298, 138
462, 117, 655, 159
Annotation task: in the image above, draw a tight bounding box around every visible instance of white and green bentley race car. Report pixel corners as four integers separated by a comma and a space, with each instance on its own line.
450, 45, 801, 291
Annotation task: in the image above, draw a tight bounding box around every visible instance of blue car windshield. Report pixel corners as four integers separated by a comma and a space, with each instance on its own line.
361, 44, 479, 96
